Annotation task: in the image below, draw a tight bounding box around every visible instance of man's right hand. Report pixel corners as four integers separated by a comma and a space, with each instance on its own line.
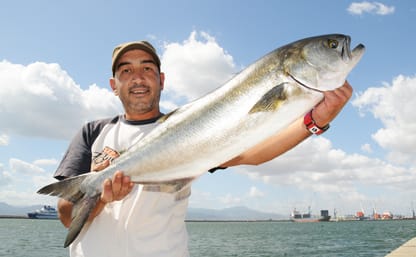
100, 171, 134, 204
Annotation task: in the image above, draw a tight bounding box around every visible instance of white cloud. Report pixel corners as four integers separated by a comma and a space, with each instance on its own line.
0, 31, 237, 142
0, 163, 12, 187
0, 61, 122, 140
0, 158, 56, 205
352, 75, 416, 165
361, 143, 373, 153
347, 2, 395, 16
188, 188, 218, 209
81, 84, 122, 115
9, 158, 45, 175
229, 135, 416, 214
33, 158, 59, 167
0, 134, 9, 146
219, 193, 241, 205
161, 31, 237, 102
237, 136, 415, 196
159, 99, 179, 113
248, 186, 264, 198
0, 189, 56, 207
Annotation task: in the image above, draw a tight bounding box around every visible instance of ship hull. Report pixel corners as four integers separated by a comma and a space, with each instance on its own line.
27, 205, 58, 220
290, 216, 331, 223
27, 213, 58, 219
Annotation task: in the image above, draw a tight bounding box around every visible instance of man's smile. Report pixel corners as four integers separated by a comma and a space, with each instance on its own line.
129, 85, 150, 96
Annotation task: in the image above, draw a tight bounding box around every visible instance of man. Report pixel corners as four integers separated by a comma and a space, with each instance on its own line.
55, 40, 352, 256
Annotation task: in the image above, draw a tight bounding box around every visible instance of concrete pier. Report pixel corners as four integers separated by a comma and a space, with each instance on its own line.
386, 237, 416, 256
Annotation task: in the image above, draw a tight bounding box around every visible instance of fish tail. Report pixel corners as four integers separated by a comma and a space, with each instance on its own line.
37, 174, 101, 247
37, 174, 89, 201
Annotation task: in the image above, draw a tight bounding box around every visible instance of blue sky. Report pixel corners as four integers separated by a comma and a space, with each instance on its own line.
1, 0, 415, 218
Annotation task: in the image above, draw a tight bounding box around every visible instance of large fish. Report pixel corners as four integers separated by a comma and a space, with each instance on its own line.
38, 34, 365, 247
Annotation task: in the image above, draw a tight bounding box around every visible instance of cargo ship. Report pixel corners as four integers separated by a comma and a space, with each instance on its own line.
290, 207, 331, 222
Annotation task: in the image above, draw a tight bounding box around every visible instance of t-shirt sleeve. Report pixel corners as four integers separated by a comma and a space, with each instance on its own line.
53, 124, 93, 180
53, 117, 118, 180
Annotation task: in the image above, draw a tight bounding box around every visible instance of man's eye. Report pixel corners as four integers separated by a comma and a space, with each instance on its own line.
121, 68, 131, 73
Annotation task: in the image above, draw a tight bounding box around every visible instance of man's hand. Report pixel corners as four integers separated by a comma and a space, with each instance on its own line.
311, 81, 353, 127
101, 171, 134, 203
80, 171, 134, 223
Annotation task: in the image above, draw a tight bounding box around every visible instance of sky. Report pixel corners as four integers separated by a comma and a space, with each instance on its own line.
0, 0, 415, 218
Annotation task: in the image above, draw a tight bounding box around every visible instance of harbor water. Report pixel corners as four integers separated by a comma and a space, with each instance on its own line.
1, 218, 416, 257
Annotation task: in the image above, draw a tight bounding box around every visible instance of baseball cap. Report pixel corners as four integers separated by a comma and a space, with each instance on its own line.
111, 40, 161, 75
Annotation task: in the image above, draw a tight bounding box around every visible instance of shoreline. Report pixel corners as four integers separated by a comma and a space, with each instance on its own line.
2, 215, 416, 223
0, 215, 28, 219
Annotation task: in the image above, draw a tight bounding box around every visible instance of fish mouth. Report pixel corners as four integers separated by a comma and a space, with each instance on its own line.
341, 36, 366, 64
351, 43, 366, 61
342, 36, 352, 62
344, 36, 366, 63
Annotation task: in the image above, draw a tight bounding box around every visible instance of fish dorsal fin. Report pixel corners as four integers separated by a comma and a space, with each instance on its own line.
157, 109, 178, 123
249, 83, 288, 113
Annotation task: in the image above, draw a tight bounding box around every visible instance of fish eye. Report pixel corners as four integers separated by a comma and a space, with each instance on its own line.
327, 39, 339, 49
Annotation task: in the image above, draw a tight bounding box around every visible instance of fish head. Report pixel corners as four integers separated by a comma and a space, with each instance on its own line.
284, 34, 365, 92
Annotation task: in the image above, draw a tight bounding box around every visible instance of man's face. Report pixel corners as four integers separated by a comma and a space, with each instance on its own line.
110, 49, 165, 120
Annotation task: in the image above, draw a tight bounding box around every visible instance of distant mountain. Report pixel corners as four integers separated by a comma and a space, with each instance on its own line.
0, 202, 286, 220
0, 202, 45, 216
187, 206, 286, 221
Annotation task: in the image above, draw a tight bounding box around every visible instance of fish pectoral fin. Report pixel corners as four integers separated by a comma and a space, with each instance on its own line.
249, 83, 287, 113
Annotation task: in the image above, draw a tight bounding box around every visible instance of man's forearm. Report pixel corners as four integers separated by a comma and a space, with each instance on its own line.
222, 117, 310, 167
57, 198, 74, 228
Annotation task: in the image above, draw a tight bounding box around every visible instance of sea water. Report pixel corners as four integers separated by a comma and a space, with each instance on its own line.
1, 219, 415, 257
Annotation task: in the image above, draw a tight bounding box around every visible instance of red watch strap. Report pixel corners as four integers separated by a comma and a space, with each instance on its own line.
304, 110, 330, 135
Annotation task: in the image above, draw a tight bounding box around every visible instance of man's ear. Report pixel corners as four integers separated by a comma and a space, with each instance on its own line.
160, 72, 165, 91
110, 78, 118, 96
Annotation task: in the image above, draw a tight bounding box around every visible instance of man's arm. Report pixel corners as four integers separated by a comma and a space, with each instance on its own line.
222, 81, 353, 167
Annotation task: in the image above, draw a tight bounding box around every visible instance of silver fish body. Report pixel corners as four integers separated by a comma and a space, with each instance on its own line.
38, 34, 365, 247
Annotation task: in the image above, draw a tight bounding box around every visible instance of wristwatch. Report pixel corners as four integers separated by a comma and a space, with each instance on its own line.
304, 110, 330, 135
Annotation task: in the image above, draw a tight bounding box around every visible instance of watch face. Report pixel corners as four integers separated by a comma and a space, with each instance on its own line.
309, 126, 321, 134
